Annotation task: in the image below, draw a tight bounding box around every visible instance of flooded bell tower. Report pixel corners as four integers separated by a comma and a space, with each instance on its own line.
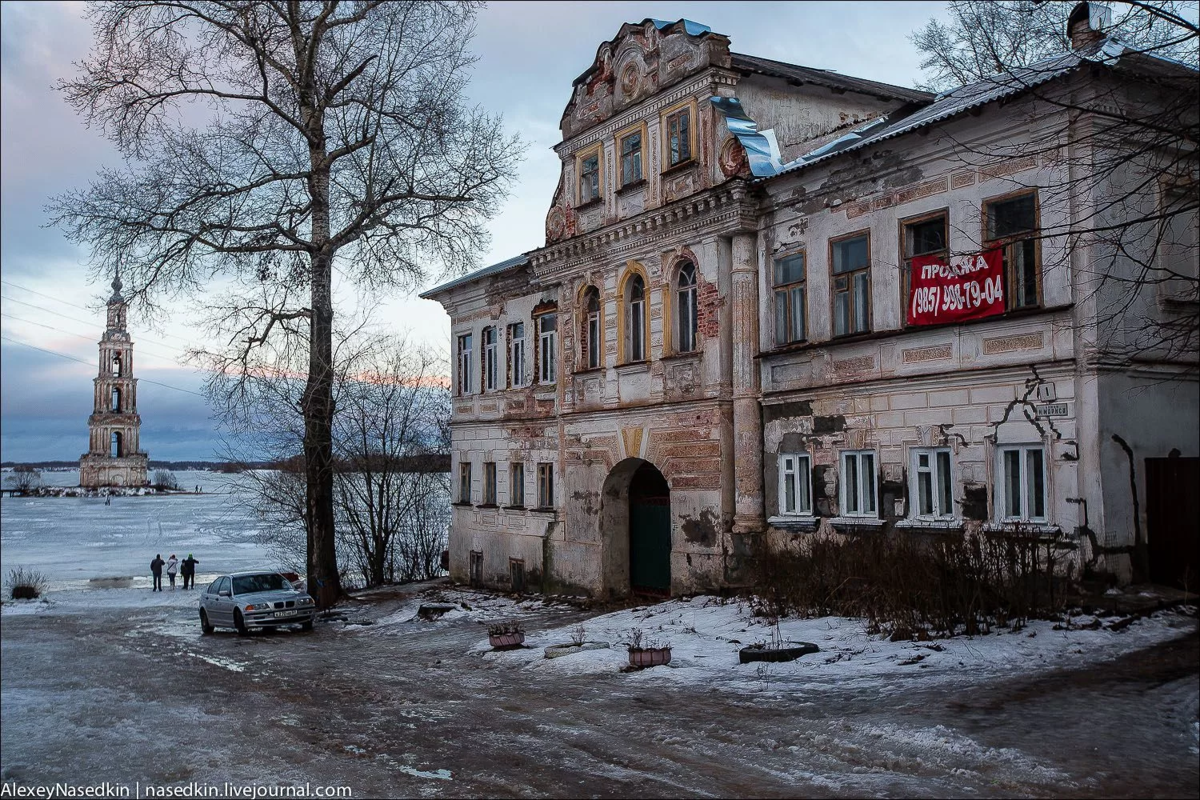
79, 269, 149, 488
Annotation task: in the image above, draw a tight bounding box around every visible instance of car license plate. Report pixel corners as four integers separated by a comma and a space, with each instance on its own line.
273, 611, 293, 618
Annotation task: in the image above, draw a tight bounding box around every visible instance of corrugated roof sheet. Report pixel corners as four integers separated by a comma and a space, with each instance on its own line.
419, 254, 528, 299
730, 52, 933, 104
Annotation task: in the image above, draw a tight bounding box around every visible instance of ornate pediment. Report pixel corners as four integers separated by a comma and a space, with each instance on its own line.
559, 19, 730, 140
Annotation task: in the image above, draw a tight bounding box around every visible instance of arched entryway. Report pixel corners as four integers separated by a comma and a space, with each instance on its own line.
600, 458, 672, 597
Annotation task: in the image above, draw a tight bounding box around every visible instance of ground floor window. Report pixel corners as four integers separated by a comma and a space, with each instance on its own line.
469, 551, 483, 587
778, 453, 812, 515
483, 462, 497, 505
510, 558, 526, 593
911, 448, 954, 519
997, 444, 1047, 522
840, 450, 877, 517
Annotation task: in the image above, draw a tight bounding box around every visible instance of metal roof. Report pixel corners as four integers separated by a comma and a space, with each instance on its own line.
418, 254, 529, 299
730, 53, 933, 104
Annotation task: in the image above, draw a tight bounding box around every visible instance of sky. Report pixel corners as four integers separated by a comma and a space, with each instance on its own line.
0, 0, 948, 462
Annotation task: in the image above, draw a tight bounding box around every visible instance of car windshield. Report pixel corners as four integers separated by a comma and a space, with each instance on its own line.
231, 573, 292, 595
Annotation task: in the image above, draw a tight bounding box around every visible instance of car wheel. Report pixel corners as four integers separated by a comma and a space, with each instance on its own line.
301, 618, 314, 632
234, 609, 249, 636
199, 609, 214, 635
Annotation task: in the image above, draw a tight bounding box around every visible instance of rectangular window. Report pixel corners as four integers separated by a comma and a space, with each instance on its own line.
508, 322, 526, 388
620, 131, 643, 186
998, 445, 1047, 522
509, 462, 525, 507
666, 108, 691, 166
510, 559, 526, 594
483, 462, 496, 505
773, 253, 806, 345
469, 550, 483, 587
1160, 183, 1200, 301
483, 327, 497, 392
779, 453, 812, 515
586, 300, 602, 369
580, 152, 600, 204
840, 450, 877, 517
911, 448, 954, 519
904, 213, 949, 324
537, 462, 554, 509
458, 461, 472, 504
629, 294, 645, 361
831, 233, 870, 336
984, 193, 1040, 310
537, 313, 557, 384
456, 333, 473, 395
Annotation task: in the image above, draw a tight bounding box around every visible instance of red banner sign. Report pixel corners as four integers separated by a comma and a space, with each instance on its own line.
909, 248, 1005, 325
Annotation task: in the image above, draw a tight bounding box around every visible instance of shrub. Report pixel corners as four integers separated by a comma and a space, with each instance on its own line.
6, 566, 48, 600
753, 527, 1075, 638
152, 469, 180, 490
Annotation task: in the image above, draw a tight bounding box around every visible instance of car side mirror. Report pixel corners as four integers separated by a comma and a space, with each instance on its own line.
218, 590, 230, 597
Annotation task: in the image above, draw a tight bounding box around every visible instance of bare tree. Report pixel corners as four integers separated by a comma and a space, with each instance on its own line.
909, 1, 1198, 372
49, 1, 522, 607
5, 467, 43, 496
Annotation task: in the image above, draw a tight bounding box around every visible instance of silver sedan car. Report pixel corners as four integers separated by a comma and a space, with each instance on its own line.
199, 571, 316, 635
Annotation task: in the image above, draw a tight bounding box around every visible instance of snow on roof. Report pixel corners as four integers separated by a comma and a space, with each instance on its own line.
419, 254, 530, 300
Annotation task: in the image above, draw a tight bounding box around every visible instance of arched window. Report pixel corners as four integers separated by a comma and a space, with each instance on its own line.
111, 387, 121, 412
111, 354, 122, 377
676, 262, 698, 353
111, 432, 123, 458
582, 286, 601, 369
626, 275, 646, 362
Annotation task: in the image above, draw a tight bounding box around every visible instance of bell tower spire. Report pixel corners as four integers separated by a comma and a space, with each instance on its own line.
80, 264, 149, 488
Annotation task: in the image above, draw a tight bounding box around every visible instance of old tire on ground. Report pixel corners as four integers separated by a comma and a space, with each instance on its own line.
199, 609, 214, 635
738, 642, 819, 664
234, 609, 249, 636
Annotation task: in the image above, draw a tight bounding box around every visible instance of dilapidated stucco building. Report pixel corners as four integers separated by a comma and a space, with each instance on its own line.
423, 7, 1198, 597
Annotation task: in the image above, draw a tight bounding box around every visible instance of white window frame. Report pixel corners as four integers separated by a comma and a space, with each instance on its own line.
840, 450, 877, 518
778, 453, 813, 516
537, 313, 557, 384
482, 327, 498, 392
508, 322, 526, 388
910, 447, 955, 520
676, 263, 697, 353
996, 444, 1048, 523
456, 333, 473, 395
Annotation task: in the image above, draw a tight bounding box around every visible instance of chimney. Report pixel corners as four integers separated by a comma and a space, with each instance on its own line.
1068, 2, 1111, 51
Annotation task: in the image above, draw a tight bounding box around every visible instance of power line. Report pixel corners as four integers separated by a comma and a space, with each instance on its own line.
0, 335, 207, 398
0, 295, 194, 363
0, 312, 187, 369
0, 279, 198, 346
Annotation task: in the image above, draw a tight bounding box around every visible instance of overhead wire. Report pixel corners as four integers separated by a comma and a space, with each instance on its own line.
0, 335, 207, 398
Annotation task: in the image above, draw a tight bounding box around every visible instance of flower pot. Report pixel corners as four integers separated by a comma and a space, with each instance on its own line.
489, 632, 525, 650
738, 641, 819, 664
628, 646, 672, 668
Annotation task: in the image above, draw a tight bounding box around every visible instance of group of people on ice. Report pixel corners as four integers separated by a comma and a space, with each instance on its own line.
149, 553, 199, 591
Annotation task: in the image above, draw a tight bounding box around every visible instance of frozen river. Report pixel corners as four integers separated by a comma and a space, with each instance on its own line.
0, 470, 277, 590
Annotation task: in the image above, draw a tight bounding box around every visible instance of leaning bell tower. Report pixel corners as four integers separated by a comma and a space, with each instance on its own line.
79, 270, 149, 487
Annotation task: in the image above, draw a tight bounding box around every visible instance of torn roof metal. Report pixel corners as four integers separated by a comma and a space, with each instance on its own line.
418, 254, 529, 299
730, 53, 933, 104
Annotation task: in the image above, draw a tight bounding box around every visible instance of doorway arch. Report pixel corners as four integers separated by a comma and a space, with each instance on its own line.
600, 458, 672, 597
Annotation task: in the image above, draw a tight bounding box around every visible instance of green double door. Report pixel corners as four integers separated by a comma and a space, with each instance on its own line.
629, 463, 671, 595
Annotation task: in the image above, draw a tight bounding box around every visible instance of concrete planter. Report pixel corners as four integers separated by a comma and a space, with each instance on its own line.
628, 646, 672, 669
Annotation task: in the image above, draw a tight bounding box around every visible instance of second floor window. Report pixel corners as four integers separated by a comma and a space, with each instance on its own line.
666, 108, 691, 166
537, 462, 554, 508
456, 333, 473, 395
538, 313, 557, 384
840, 450, 877, 517
483, 462, 497, 505
509, 462, 525, 507
985, 192, 1040, 310
779, 453, 812, 516
773, 253, 806, 345
583, 287, 602, 369
832, 233, 870, 336
482, 327, 498, 392
911, 448, 954, 519
676, 262, 698, 353
904, 213, 948, 324
458, 462, 472, 504
620, 132, 643, 186
580, 153, 600, 204
626, 274, 646, 362
508, 322, 526, 388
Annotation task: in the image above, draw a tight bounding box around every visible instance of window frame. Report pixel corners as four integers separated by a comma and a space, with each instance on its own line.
772, 249, 807, 346
829, 230, 872, 337
507, 322, 526, 389
1157, 179, 1200, 303
901, 209, 950, 327
482, 326, 498, 392
660, 99, 697, 170
581, 285, 603, 370
995, 443, 1049, 523
616, 122, 647, 188
509, 462, 525, 508
576, 144, 603, 206
456, 332, 473, 395
536, 462, 554, 509
483, 461, 497, 506
839, 450, 878, 518
536, 312, 557, 384
909, 447, 955, 520
675, 261, 699, 354
778, 452, 813, 516
982, 189, 1042, 312
618, 267, 650, 364
458, 461, 472, 505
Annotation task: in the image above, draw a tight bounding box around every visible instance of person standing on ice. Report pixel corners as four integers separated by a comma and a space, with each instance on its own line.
150, 554, 164, 592
166, 554, 179, 589
180, 554, 199, 589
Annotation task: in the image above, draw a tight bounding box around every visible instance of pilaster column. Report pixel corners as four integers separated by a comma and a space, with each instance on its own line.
730, 232, 764, 533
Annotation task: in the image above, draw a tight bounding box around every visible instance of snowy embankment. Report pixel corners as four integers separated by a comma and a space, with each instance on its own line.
357, 589, 1198, 693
